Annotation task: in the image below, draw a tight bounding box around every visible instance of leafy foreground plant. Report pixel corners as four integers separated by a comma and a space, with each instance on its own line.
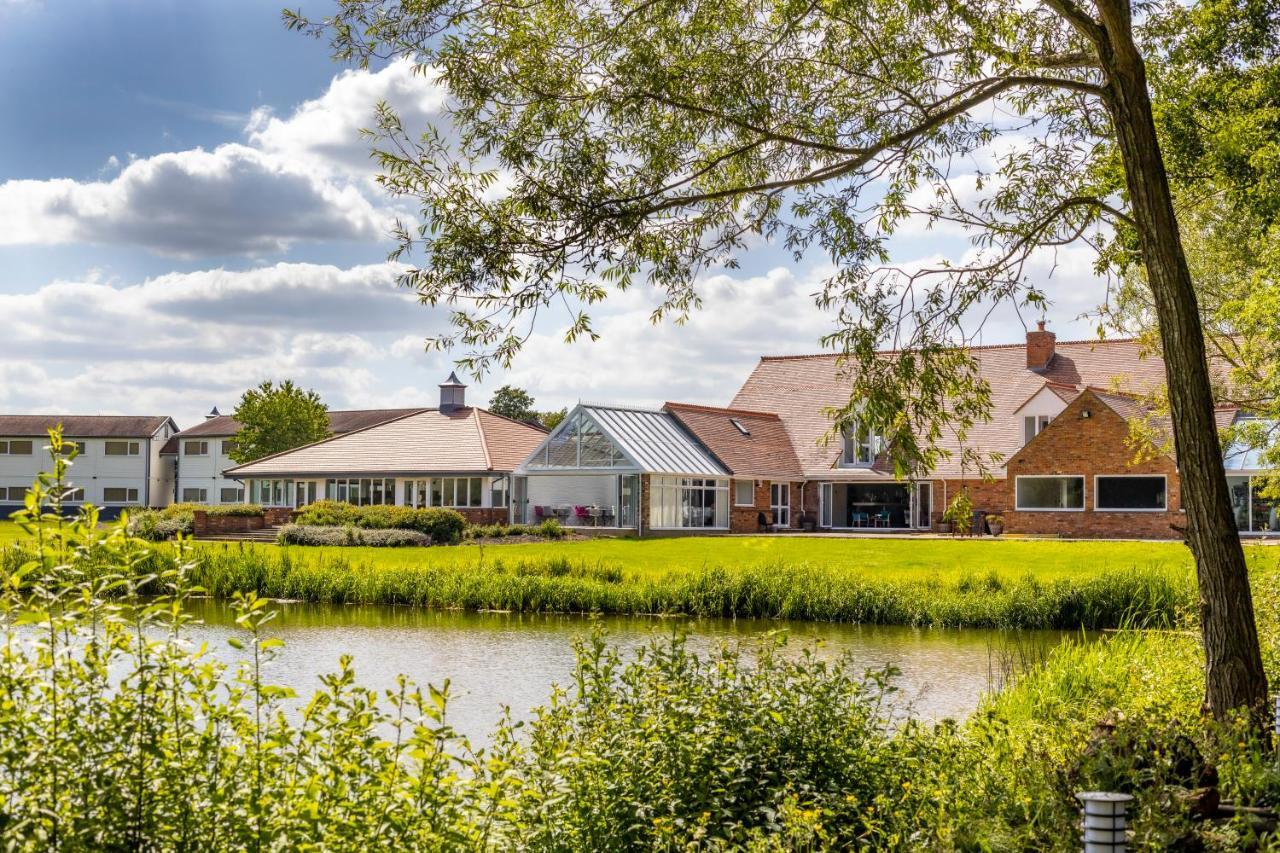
2, 434, 1279, 849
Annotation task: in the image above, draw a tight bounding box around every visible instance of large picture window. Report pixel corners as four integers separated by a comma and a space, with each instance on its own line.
649, 476, 729, 529
324, 478, 395, 506
433, 477, 484, 508
1095, 475, 1167, 511
1015, 476, 1084, 511
840, 419, 883, 466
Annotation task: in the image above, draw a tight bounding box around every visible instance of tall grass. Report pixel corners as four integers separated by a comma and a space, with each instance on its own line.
173, 545, 1194, 629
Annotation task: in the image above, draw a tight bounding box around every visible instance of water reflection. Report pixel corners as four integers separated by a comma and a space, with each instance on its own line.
182, 599, 1080, 743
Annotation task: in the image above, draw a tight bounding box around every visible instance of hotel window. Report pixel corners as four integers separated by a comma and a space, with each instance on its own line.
1015, 476, 1085, 511
182, 488, 208, 503
3, 487, 25, 501
221, 440, 238, 456
733, 480, 755, 506
0, 440, 33, 455
1095, 476, 1167, 511
840, 419, 882, 466
104, 487, 140, 503
1023, 415, 1052, 445
649, 477, 729, 529
104, 440, 140, 456
220, 487, 245, 503
184, 441, 209, 456
64, 488, 84, 502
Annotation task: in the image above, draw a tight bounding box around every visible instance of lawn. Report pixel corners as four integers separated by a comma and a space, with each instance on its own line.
193, 532, 1201, 583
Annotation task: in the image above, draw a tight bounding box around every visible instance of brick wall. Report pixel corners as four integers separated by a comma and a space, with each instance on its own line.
728, 479, 803, 533
1002, 390, 1183, 539
935, 479, 1009, 532
458, 507, 509, 526
193, 512, 266, 536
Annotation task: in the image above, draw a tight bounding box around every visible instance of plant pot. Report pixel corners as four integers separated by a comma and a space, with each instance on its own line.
987, 523, 1004, 537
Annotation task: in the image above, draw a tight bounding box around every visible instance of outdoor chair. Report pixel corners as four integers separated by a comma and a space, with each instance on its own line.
851, 511, 870, 528
875, 510, 891, 528
574, 506, 591, 525
534, 505, 546, 521
757, 511, 774, 532
588, 507, 603, 526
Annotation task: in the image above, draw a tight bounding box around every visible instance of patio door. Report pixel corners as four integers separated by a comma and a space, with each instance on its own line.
512, 476, 528, 524
819, 483, 832, 528
618, 475, 639, 529
770, 482, 790, 528
913, 482, 932, 529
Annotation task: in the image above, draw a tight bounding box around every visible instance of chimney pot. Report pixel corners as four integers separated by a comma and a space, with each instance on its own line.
1026, 322, 1056, 371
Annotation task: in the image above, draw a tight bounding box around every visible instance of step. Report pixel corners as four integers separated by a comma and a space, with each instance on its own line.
198, 525, 283, 543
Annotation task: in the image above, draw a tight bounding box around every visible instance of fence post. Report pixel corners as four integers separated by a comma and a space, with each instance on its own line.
1076, 791, 1132, 852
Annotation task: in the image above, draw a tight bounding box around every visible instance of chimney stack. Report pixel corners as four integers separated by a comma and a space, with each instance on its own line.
438, 372, 467, 412
1026, 320, 1056, 371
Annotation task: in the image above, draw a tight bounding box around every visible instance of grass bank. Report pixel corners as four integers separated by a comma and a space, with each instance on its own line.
170, 536, 1218, 629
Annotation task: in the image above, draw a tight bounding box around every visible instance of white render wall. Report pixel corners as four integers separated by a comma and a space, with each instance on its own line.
0, 427, 173, 509
175, 435, 245, 504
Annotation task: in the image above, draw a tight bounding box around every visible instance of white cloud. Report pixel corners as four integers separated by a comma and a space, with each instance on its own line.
0, 59, 446, 257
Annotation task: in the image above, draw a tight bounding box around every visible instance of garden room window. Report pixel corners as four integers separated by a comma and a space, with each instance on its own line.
1095, 475, 1166, 511
324, 478, 394, 506
530, 412, 627, 469
733, 479, 755, 506
649, 476, 729, 529
433, 477, 484, 508
1015, 476, 1085, 511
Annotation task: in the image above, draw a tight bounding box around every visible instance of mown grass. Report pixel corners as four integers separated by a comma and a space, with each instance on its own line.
170, 537, 1225, 629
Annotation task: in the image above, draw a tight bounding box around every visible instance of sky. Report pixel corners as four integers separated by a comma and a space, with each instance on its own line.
0, 0, 1112, 429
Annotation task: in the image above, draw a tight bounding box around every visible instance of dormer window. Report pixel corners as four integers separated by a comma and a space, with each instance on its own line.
841, 420, 881, 467
1023, 415, 1051, 445
730, 418, 750, 436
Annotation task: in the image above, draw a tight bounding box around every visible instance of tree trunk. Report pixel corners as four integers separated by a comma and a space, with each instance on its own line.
1096, 1, 1268, 724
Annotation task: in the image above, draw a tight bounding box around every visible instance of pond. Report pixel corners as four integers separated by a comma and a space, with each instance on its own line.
183, 599, 1080, 744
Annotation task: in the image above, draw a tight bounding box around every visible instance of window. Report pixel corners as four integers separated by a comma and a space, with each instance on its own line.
104, 440, 140, 456
184, 441, 209, 456
433, 477, 484, 508
649, 476, 729, 529
323, 478, 394, 506
220, 487, 244, 503
490, 476, 508, 508
64, 488, 84, 502
1023, 415, 1052, 445
1015, 476, 1085, 511
530, 412, 628, 469
771, 482, 791, 527
58, 441, 80, 456
2, 486, 26, 501
840, 419, 882, 466
1095, 475, 1166, 511
104, 487, 140, 503
733, 479, 755, 506
182, 488, 208, 503
730, 418, 750, 436
221, 440, 238, 456
0, 440, 33, 455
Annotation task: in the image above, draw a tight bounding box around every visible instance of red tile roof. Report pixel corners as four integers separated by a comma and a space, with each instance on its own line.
730, 337, 1172, 479
664, 402, 804, 480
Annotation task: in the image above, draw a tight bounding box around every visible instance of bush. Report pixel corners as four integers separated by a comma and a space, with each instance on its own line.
294, 501, 466, 544
127, 509, 192, 541
163, 502, 264, 518
538, 518, 566, 539
465, 520, 566, 540
277, 524, 431, 547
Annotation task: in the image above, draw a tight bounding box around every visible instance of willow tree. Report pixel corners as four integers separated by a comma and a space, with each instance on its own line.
289, 0, 1273, 720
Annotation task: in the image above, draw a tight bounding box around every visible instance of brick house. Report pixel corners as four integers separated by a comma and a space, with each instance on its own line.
222, 375, 547, 524
729, 323, 1275, 539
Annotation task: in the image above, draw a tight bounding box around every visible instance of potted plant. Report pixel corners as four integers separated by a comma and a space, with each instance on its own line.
943, 491, 973, 537
985, 514, 1005, 537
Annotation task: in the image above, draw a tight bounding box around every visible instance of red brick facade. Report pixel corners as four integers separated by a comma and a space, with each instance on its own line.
457, 507, 510, 526
1002, 390, 1183, 539
729, 479, 802, 533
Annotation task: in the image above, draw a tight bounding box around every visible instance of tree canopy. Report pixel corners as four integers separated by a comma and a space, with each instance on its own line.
487, 385, 539, 423
229, 380, 330, 463
288, 0, 1280, 719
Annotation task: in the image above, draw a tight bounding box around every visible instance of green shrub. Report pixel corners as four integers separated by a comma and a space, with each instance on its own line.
538, 518, 566, 539
163, 502, 264, 518
127, 509, 192, 541
278, 524, 430, 547
294, 501, 465, 544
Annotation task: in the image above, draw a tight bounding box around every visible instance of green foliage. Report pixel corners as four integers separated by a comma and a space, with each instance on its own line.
229, 379, 330, 463
294, 500, 467, 543
943, 490, 974, 534
278, 524, 431, 547
539, 407, 568, 430
3, 433, 1280, 849
127, 509, 192, 541
487, 384, 539, 422
166, 502, 265, 518
465, 519, 566, 540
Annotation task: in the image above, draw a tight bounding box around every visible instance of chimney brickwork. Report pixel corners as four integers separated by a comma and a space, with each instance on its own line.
1026, 320, 1057, 371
